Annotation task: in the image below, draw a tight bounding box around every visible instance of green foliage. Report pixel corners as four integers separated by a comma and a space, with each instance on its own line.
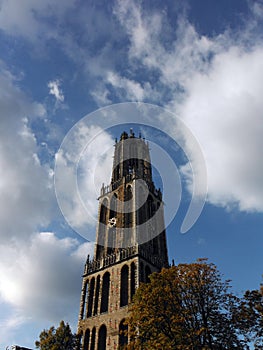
35, 320, 78, 350
126, 259, 253, 350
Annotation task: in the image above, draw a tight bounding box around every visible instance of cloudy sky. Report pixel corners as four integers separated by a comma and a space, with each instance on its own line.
0, 0, 263, 347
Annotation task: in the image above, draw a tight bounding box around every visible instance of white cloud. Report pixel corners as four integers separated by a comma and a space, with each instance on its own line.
0, 0, 76, 40
0, 64, 55, 242
48, 79, 65, 103
55, 124, 114, 239
0, 232, 93, 318
0, 64, 95, 346
179, 47, 263, 212
113, 1, 263, 213
0, 232, 94, 347
107, 71, 145, 101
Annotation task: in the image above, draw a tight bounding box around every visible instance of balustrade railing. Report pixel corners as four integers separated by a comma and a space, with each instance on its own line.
84, 243, 165, 275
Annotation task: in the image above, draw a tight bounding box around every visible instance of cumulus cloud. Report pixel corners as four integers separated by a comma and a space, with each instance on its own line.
0, 232, 93, 319
113, 0, 263, 213
0, 232, 94, 348
55, 124, 114, 239
0, 64, 54, 242
0, 0, 76, 40
179, 47, 263, 211
0, 63, 94, 346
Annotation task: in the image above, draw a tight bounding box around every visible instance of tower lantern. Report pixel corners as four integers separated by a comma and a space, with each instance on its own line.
78, 131, 169, 350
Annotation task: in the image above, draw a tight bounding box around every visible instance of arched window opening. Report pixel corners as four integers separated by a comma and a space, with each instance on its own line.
130, 262, 136, 300
87, 277, 95, 317
93, 275, 101, 316
109, 193, 117, 220
96, 199, 108, 259
99, 199, 108, 224
82, 280, 88, 319
107, 227, 116, 255
83, 328, 90, 350
120, 265, 129, 307
90, 327, 96, 350
125, 185, 133, 228
100, 272, 110, 313
97, 324, 107, 350
119, 319, 128, 348
107, 194, 117, 255
145, 265, 151, 283
137, 186, 147, 225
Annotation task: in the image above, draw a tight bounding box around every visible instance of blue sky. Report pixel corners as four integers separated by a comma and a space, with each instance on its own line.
0, 0, 263, 348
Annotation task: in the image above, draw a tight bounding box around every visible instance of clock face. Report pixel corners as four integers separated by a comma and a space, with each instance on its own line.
108, 217, 117, 227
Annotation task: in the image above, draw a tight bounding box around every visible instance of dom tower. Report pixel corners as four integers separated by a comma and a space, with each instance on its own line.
78, 130, 169, 350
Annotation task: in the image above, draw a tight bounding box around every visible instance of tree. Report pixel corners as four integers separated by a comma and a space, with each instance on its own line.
126, 259, 248, 350
35, 320, 78, 350
234, 288, 263, 349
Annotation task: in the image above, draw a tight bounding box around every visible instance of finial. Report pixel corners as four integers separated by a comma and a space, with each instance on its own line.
86, 254, 90, 264
120, 131, 128, 141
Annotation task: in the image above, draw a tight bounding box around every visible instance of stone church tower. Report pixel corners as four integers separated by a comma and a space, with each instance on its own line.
78, 130, 169, 350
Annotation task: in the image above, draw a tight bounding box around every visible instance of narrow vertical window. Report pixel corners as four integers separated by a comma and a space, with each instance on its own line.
90, 327, 96, 350
107, 194, 117, 255
119, 319, 128, 348
93, 275, 100, 316
97, 324, 107, 350
125, 185, 133, 228
87, 277, 95, 317
130, 262, 136, 300
96, 199, 108, 259
83, 328, 90, 350
120, 265, 129, 307
100, 272, 110, 313
82, 280, 88, 319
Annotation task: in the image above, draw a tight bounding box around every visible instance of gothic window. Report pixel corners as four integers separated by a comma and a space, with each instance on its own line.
93, 275, 101, 316
100, 272, 110, 313
82, 280, 88, 319
87, 277, 95, 317
99, 199, 108, 224
130, 262, 136, 300
145, 265, 151, 283
119, 319, 128, 348
83, 328, 90, 350
120, 265, 129, 307
90, 327, 96, 350
107, 194, 117, 254
96, 199, 108, 259
125, 185, 133, 228
137, 186, 146, 225
109, 193, 117, 220
97, 324, 107, 350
